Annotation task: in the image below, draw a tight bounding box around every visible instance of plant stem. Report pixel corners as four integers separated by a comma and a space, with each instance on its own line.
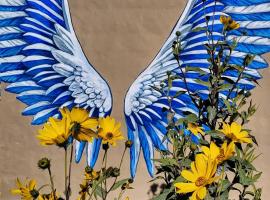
48, 166, 57, 200
67, 143, 74, 200
64, 147, 68, 200
107, 147, 127, 194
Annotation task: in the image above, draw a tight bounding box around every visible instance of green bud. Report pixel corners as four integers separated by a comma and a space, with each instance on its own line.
85, 166, 93, 174
111, 168, 120, 177
175, 31, 181, 37
38, 158, 50, 170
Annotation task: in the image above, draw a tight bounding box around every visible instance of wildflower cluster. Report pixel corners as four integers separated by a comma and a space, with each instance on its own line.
11, 107, 131, 200
149, 16, 262, 200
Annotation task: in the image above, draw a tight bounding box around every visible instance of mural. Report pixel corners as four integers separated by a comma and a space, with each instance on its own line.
1, 0, 270, 184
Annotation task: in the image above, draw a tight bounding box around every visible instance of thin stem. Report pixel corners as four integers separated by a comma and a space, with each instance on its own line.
67, 143, 74, 200
48, 167, 57, 200
64, 147, 68, 200
107, 147, 127, 194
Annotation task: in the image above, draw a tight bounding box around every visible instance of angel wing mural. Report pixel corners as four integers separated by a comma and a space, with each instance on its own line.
0, 0, 112, 167
125, 0, 270, 178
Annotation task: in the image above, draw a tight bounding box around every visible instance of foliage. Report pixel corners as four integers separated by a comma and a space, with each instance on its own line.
11, 107, 132, 200
148, 16, 262, 200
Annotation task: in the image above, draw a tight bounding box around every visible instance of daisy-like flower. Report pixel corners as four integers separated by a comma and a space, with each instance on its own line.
174, 154, 220, 200
61, 107, 99, 142
187, 123, 204, 136
98, 116, 124, 146
220, 122, 252, 144
220, 16, 240, 31
11, 178, 42, 200
201, 141, 235, 164
37, 116, 71, 147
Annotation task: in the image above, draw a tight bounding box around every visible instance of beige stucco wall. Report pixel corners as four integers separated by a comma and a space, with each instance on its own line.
0, 0, 269, 199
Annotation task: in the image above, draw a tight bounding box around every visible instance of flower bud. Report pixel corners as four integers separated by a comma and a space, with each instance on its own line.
102, 143, 109, 151
38, 158, 50, 170
121, 183, 127, 190
175, 31, 181, 37
125, 140, 133, 148
111, 168, 120, 177
85, 166, 93, 174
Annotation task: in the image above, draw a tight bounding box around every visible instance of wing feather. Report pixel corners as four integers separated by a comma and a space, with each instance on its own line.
0, 0, 112, 167
125, 0, 270, 177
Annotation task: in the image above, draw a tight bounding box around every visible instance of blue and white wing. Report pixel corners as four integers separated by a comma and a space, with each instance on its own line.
125, 0, 270, 177
0, 0, 112, 167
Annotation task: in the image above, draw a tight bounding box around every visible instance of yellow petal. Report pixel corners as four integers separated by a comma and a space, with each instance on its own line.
201, 146, 210, 157
210, 142, 220, 160
10, 189, 21, 195
190, 190, 198, 200
190, 162, 199, 178
70, 107, 88, 123
181, 170, 197, 182
197, 187, 207, 199
29, 179, 36, 190
81, 118, 98, 130
174, 183, 197, 193
231, 122, 241, 134
195, 154, 207, 176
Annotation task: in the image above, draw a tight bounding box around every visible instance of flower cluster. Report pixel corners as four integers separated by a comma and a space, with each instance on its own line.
174, 121, 252, 199
149, 15, 262, 200
37, 107, 124, 148
11, 107, 128, 200
11, 179, 59, 200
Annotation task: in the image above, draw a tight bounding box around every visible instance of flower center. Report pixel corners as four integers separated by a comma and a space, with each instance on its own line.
72, 122, 81, 135
195, 177, 207, 187
228, 133, 237, 141
106, 132, 114, 140
217, 149, 225, 162
30, 189, 39, 198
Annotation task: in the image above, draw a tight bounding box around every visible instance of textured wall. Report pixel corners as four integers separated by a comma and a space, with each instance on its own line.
0, 0, 269, 199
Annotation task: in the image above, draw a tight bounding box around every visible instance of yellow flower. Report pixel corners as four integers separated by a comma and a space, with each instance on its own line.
174, 154, 220, 200
77, 180, 88, 200
37, 116, 71, 147
220, 16, 240, 31
98, 116, 124, 146
11, 178, 42, 200
85, 169, 100, 182
187, 123, 204, 136
61, 107, 98, 142
221, 122, 252, 144
201, 141, 235, 164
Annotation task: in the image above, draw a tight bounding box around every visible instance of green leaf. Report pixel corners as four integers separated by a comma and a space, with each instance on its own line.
152, 188, 172, 200
110, 178, 130, 191
195, 79, 211, 87
192, 27, 207, 32
173, 91, 186, 98
219, 179, 230, 192
94, 185, 106, 198
153, 158, 179, 166
207, 106, 217, 124
185, 113, 198, 123
222, 99, 233, 114
186, 66, 207, 75
206, 130, 225, 140
219, 190, 229, 200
